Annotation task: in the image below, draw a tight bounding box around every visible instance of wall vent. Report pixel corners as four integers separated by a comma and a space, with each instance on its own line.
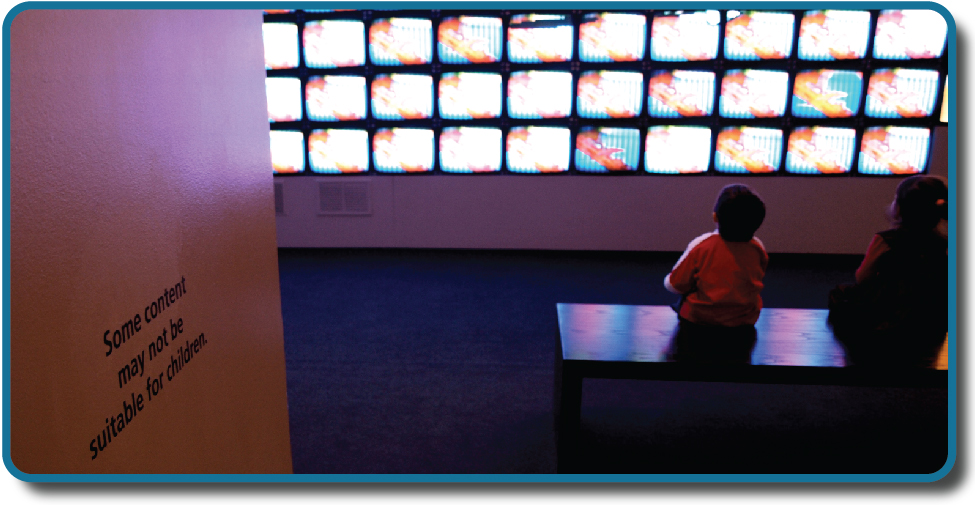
274, 183, 285, 215
319, 181, 372, 216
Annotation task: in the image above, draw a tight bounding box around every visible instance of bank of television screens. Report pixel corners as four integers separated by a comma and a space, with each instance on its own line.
720, 70, 789, 118
309, 129, 369, 173
724, 11, 795, 60
865, 69, 940, 118
371, 74, 433, 120
579, 13, 646, 62
439, 73, 502, 119
438, 16, 503, 63
440, 127, 503, 173
645, 127, 712, 174
650, 11, 720, 61
508, 71, 573, 119
786, 127, 856, 174
577, 71, 643, 118
369, 18, 433, 65
715, 127, 782, 173
792, 70, 863, 118
649, 70, 715, 117
575, 128, 640, 172
859, 127, 930, 175
270, 131, 305, 174
304, 20, 366, 68
506, 127, 571, 173
873, 10, 947, 60
373, 128, 434, 172
798, 11, 871, 60
508, 14, 573, 63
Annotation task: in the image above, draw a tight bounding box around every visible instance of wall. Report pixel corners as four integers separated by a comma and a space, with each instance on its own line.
7, 10, 292, 474
275, 127, 949, 254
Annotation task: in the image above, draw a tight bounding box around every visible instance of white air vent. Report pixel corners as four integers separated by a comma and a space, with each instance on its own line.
274, 183, 285, 215
319, 181, 372, 216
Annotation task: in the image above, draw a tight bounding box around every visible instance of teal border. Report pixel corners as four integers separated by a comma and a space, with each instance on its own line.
1, 0, 958, 484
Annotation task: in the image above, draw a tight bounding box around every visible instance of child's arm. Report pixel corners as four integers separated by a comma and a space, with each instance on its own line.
664, 232, 714, 294
855, 234, 889, 284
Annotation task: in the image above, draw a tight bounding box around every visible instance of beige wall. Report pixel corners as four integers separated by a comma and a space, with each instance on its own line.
275, 127, 949, 254
8, 10, 292, 474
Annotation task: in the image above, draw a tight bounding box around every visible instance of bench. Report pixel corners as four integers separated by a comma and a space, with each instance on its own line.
554, 304, 950, 473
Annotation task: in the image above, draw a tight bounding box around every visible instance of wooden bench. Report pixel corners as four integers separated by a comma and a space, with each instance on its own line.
554, 304, 950, 473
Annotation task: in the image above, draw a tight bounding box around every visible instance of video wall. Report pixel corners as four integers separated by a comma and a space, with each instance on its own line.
263, 8, 949, 176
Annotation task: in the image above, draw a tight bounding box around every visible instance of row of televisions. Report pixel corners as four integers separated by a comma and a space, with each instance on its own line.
267, 68, 949, 122
263, 10, 949, 68
269, 125, 934, 176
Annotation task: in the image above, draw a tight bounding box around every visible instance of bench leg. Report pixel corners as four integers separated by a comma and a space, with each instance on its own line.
556, 366, 583, 473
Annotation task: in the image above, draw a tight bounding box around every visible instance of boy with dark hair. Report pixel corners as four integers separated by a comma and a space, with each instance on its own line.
664, 184, 768, 328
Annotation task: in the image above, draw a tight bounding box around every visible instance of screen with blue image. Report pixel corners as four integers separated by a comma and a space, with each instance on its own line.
715, 127, 782, 173
438, 16, 503, 64
576, 71, 643, 119
648, 70, 715, 118
865, 68, 940, 118
786, 127, 856, 174
574, 127, 640, 172
791, 70, 863, 118
859, 126, 930, 175
578, 13, 646, 62
440, 127, 503, 173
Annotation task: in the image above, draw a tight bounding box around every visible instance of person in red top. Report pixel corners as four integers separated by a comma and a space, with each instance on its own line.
665, 184, 769, 328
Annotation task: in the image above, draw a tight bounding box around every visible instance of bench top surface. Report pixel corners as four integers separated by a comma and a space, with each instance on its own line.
557, 304, 949, 370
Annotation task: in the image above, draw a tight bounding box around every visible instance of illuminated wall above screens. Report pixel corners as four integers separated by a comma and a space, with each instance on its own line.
798, 10, 871, 60
865, 68, 940, 118
648, 70, 715, 117
373, 128, 435, 172
859, 127, 931, 175
439, 72, 502, 119
508, 13, 574, 63
306, 76, 367, 121
873, 10, 947, 59
304, 20, 366, 68
577, 71, 643, 118
440, 127, 503, 173
724, 11, 795, 60
263, 23, 298, 69
579, 13, 647, 62
715, 127, 783, 174
650, 11, 720, 61
574, 127, 641, 172
270, 131, 305, 174
309, 129, 369, 174
438, 16, 503, 63
370, 18, 434, 65
506, 127, 571, 173
645, 126, 712, 174
786, 127, 856, 174
508, 71, 573, 119
792, 70, 863, 118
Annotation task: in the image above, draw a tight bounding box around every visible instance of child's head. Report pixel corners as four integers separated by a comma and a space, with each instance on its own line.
890, 175, 948, 230
713, 184, 766, 242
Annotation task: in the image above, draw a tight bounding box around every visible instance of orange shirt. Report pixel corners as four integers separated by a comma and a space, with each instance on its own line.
665, 231, 768, 327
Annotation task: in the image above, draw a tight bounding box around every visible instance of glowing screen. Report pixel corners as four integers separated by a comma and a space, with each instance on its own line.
579, 13, 647, 62
369, 18, 433, 65
438, 16, 502, 64
439, 73, 502, 119
371, 74, 433, 120
941, 80, 949, 123
645, 126, 712, 174
859, 127, 930, 175
373, 128, 434, 173
270, 130, 305, 174
306, 76, 366, 122
786, 127, 856, 174
506, 127, 570, 173
263, 23, 298, 69
650, 11, 720, 61
439, 127, 503, 173
266, 77, 302, 122
792, 70, 863, 118
873, 10, 947, 60
308, 129, 369, 173
508, 14, 573, 63
720, 70, 789, 118
577, 71, 643, 119
798, 10, 871, 60
648, 70, 715, 117
715, 127, 782, 173
724, 11, 795, 60
507, 71, 573, 119
303, 20, 366, 68
866, 68, 940, 118
574, 127, 640, 172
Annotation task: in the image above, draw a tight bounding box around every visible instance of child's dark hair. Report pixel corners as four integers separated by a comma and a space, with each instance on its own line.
892, 175, 948, 231
713, 184, 766, 242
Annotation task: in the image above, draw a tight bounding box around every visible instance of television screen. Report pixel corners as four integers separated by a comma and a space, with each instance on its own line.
371, 74, 434, 120
263, 23, 299, 69
577, 71, 643, 119
715, 127, 782, 173
438, 16, 502, 64
579, 13, 647, 62
439, 73, 502, 119
865, 68, 940, 118
792, 69, 863, 118
645, 126, 712, 174
508, 14, 574, 63
439, 127, 503, 173
308, 129, 369, 173
304, 20, 366, 68
859, 126, 930, 175
270, 130, 305, 174
724, 11, 796, 60
574, 127, 640, 172
719, 69, 789, 118
306, 76, 367, 122
873, 10, 948, 60
506, 126, 570, 173
648, 70, 715, 117
369, 18, 433, 65
266, 77, 302, 122
373, 128, 434, 172
941, 80, 949, 123
798, 10, 871, 60
507, 71, 573, 119
786, 127, 856, 174
650, 10, 720, 61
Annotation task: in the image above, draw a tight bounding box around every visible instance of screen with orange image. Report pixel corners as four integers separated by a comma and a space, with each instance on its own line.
873, 9, 947, 60
798, 10, 870, 61
719, 69, 789, 118
576, 71, 643, 119
648, 70, 715, 117
270, 130, 305, 174
578, 12, 646, 62
373, 128, 434, 173
308, 129, 369, 174
865, 68, 940, 118
304, 20, 366, 68
858, 126, 930, 175
263, 23, 298, 69
266, 77, 302, 122
791, 69, 863, 118
650, 10, 720, 61
786, 127, 856, 174
506, 126, 570, 173
724, 11, 795, 60
306, 76, 367, 122
714, 127, 782, 174
507, 71, 573, 119
439, 72, 502, 120
439, 127, 503, 173
369, 18, 433, 66
371, 74, 433, 120
508, 14, 573, 63
438, 16, 502, 64
645, 126, 712, 174
574, 127, 640, 172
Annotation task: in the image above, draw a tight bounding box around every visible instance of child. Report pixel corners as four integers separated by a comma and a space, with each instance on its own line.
829, 175, 948, 362
665, 184, 768, 330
